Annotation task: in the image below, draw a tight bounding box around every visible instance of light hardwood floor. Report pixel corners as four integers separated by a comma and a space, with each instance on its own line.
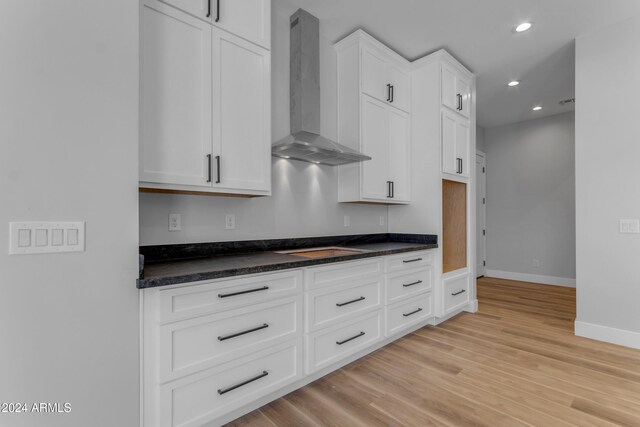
226, 277, 640, 426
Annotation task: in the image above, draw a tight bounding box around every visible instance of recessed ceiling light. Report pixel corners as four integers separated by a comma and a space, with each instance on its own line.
507, 80, 520, 87
515, 22, 533, 33
532, 106, 542, 111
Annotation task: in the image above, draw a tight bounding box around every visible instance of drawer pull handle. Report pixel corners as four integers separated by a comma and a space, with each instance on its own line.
218, 323, 269, 341
217, 371, 268, 395
336, 296, 365, 307
403, 308, 423, 317
218, 286, 269, 298
336, 331, 365, 345
403, 280, 423, 288
452, 289, 466, 296
403, 258, 423, 264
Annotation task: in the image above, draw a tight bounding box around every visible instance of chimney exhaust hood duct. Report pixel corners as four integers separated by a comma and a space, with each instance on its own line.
272, 9, 371, 166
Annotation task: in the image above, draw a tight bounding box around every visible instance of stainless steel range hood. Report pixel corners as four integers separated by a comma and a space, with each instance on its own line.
272, 9, 371, 166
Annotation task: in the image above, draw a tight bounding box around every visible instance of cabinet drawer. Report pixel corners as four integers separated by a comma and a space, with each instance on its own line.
306, 277, 382, 332
305, 258, 383, 290
443, 273, 470, 315
385, 250, 433, 273
305, 311, 383, 374
159, 339, 302, 427
386, 267, 433, 304
159, 296, 301, 382
385, 293, 432, 337
157, 270, 302, 323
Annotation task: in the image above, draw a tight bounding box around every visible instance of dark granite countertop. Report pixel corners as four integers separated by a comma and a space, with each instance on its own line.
137, 233, 437, 289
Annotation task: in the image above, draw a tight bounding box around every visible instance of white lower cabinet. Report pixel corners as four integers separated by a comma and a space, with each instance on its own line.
386, 292, 433, 337
143, 250, 436, 426
442, 271, 471, 315
158, 339, 303, 427
305, 310, 383, 374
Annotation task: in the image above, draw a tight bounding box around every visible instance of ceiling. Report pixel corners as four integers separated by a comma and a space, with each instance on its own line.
277, 0, 640, 128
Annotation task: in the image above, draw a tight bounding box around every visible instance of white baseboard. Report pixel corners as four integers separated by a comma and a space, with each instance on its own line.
464, 299, 478, 313
485, 269, 576, 288
575, 320, 640, 349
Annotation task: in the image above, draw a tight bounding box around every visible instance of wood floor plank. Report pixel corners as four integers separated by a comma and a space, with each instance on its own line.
226, 278, 640, 427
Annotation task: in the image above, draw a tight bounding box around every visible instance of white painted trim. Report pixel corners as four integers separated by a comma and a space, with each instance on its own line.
485, 269, 576, 288
465, 299, 478, 313
575, 321, 640, 350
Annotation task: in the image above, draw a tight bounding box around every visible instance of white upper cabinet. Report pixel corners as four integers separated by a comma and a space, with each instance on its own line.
212, 0, 270, 49
141, 2, 213, 187
361, 44, 411, 113
387, 107, 411, 202
159, 0, 270, 49
441, 62, 471, 118
140, 0, 271, 196
335, 30, 412, 204
213, 29, 271, 192
442, 110, 470, 178
361, 96, 390, 200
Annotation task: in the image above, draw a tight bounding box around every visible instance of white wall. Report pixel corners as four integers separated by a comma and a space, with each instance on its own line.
0, 2, 139, 427
484, 113, 576, 285
476, 125, 486, 153
575, 15, 640, 348
139, 1, 387, 245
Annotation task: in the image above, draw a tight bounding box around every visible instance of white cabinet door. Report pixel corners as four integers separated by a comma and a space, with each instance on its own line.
457, 75, 471, 119
159, 0, 210, 21
441, 63, 471, 118
213, 29, 271, 192
388, 63, 411, 113
141, 3, 213, 187
442, 111, 470, 177
441, 111, 458, 175
361, 96, 390, 201
455, 119, 470, 177
361, 46, 389, 104
441, 63, 458, 113
388, 108, 411, 202
214, 0, 270, 49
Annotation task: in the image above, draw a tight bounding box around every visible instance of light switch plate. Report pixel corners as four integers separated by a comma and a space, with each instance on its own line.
619, 219, 640, 234
10, 222, 85, 255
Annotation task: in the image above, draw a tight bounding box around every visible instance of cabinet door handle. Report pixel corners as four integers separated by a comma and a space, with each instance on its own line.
456, 157, 462, 174
215, 155, 221, 183
336, 331, 365, 345
403, 280, 423, 288
336, 296, 365, 307
206, 154, 212, 182
206, 0, 211, 17
387, 181, 392, 198
218, 286, 269, 298
218, 371, 268, 395
391, 181, 394, 198
403, 258, 423, 263
386, 84, 391, 102
403, 308, 423, 317
452, 289, 466, 296
215, 0, 220, 22
390, 85, 394, 103
218, 323, 269, 341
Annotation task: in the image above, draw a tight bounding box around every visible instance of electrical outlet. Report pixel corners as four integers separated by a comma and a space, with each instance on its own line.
343, 215, 351, 227
532, 259, 540, 268
225, 214, 236, 230
379, 216, 385, 226
169, 214, 182, 231
619, 219, 640, 234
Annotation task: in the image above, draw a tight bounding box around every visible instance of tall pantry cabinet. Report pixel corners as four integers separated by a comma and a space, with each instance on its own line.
410, 50, 478, 320
140, 0, 271, 197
